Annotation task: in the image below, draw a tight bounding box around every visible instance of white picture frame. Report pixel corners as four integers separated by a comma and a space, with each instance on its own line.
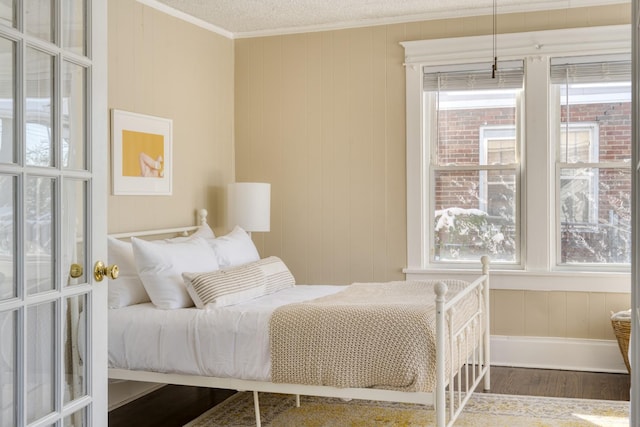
111, 109, 173, 195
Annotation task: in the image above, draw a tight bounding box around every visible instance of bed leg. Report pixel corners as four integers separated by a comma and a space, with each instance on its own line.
435, 281, 448, 427
482, 255, 491, 392
295, 394, 300, 407
253, 391, 262, 427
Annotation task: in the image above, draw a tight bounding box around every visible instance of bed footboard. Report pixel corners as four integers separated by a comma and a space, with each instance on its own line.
435, 255, 490, 426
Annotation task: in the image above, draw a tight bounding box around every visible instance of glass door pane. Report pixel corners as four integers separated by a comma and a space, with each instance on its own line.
0, 36, 15, 164
63, 179, 86, 286
0, 174, 15, 300
25, 48, 54, 168
26, 301, 56, 424
25, 176, 55, 295
25, 0, 54, 43
63, 407, 86, 427
63, 293, 87, 403
0, 0, 14, 28
0, 309, 16, 426
63, 0, 86, 56
62, 61, 86, 170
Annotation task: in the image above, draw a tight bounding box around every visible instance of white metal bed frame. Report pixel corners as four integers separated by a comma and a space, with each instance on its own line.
107, 209, 491, 427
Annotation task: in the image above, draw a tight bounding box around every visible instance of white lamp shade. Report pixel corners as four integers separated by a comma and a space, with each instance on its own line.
227, 182, 271, 232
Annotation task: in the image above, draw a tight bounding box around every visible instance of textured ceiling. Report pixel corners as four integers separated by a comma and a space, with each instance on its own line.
144, 0, 624, 37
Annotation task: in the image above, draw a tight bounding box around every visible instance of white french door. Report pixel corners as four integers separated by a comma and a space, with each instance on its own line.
0, 1, 107, 426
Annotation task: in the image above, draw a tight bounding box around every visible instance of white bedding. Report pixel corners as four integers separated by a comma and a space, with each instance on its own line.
108, 285, 345, 381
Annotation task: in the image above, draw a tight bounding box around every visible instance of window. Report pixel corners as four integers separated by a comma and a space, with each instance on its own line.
425, 62, 523, 264
551, 58, 631, 266
403, 25, 632, 285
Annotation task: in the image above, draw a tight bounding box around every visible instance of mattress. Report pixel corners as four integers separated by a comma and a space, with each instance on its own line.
108, 285, 344, 381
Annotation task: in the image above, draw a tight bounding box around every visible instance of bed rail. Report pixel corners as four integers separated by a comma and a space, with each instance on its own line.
108, 209, 208, 239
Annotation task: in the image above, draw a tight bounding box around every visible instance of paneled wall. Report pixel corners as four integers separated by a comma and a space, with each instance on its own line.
108, 0, 235, 235
491, 290, 629, 338
234, 4, 631, 340
235, 27, 408, 285
107, 0, 235, 408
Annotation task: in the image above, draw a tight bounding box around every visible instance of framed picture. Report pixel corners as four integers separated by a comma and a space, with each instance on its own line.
111, 109, 173, 195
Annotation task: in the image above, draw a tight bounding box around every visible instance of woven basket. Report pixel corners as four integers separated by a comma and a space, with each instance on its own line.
611, 317, 631, 373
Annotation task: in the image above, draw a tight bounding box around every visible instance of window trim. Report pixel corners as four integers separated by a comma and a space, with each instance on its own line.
401, 25, 631, 292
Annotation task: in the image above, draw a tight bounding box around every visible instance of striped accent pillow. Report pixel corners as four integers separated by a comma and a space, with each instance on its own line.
183, 263, 265, 309
256, 256, 296, 294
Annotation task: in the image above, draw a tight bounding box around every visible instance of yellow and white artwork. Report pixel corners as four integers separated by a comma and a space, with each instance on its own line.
111, 110, 172, 195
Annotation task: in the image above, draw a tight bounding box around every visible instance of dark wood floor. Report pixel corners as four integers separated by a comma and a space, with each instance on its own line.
108, 367, 630, 427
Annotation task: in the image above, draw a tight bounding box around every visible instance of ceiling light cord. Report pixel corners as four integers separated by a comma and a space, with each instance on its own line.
492, 0, 497, 78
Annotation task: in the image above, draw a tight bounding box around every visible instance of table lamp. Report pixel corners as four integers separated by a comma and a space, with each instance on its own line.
227, 182, 271, 236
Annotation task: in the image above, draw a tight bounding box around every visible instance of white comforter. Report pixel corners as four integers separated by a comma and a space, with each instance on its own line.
108, 285, 344, 381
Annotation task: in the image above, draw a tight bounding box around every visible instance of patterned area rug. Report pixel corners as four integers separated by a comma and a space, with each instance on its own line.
184, 391, 629, 427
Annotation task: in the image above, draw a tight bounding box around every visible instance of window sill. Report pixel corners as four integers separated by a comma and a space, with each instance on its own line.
403, 267, 630, 293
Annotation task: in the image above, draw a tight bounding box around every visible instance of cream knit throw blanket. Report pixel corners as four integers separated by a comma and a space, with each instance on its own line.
269, 280, 478, 392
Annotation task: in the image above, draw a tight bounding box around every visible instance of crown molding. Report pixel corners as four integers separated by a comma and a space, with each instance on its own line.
401, 24, 631, 65
136, 0, 235, 39
137, 0, 628, 40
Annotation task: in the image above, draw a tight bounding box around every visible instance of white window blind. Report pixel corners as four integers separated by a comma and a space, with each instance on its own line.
550, 56, 631, 83
423, 60, 524, 91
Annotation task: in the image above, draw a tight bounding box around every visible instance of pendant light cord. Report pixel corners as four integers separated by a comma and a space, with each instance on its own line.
492, 0, 497, 78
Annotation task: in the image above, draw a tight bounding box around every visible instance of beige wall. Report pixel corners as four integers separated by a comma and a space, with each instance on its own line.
235, 27, 408, 285
491, 291, 629, 339
108, 0, 234, 235
234, 4, 631, 340
107, 0, 235, 407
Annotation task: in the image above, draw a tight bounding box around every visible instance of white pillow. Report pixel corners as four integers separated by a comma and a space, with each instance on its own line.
183, 264, 266, 309
106, 224, 216, 308
131, 236, 220, 309
209, 226, 260, 268
107, 237, 150, 309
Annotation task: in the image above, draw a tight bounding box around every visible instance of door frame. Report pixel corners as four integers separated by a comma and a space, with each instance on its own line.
90, 0, 108, 424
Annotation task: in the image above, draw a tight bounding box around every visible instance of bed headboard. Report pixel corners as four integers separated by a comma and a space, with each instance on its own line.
108, 208, 208, 239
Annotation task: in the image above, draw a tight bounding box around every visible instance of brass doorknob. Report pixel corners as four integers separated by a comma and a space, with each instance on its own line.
94, 261, 119, 282
70, 263, 83, 279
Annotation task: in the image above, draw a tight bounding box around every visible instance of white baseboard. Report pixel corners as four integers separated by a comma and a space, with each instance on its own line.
108, 381, 166, 411
491, 335, 629, 373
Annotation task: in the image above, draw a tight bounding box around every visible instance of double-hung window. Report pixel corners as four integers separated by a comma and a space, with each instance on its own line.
551, 57, 632, 267
424, 62, 523, 265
